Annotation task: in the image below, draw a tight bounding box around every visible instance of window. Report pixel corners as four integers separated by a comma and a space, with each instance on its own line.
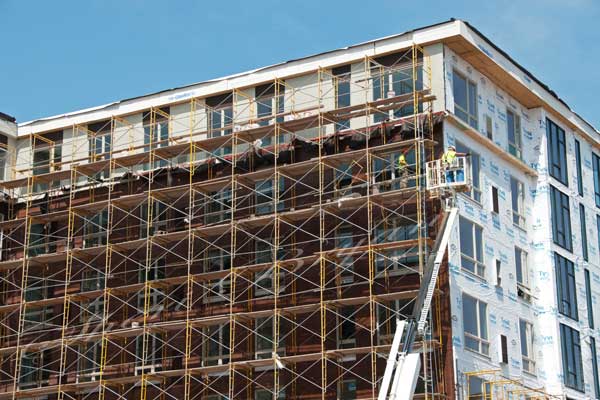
459, 217, 485, 278
338, 379, 356, 400
143, 107, 170, 169
255, 82, 284, 126
139, 200, 168, 238
371, 53, 419, 121
335, 163, 353, 196
575, 139, 583, 197
82, 270, 103, 292
591, 337, 600, 399
0, 141, 7, 181
519, 319, 535, 374
462, 293, 489, 356
507, 109, 522, 159
560, 323, 584, 391
453, 70, 478, 128
598, 216, 600, 257
32, 132, 62, 192
337, 307, 356, 349
255, 316, 283, 359
254, 239, 284, 297
457, 141, 480, 202
491, 186, 499, 214
23, 276, 52, 331
88, 121, 112, 160
555, 252, 578, 320
135, 333, 162, 372
377, 299, 412, 344
336, 225, 355, 284
83, 209, 108, 248
28, 223, 46, 257
255, 178, 284, 215
205, 190, 232, 225
207, 93, 233, 155
88, 119, 112, 180
333, 65, 351, 131
78, 341, 101, 382
255, 82, 285, 146
19, 351, 49, 388
515, 247, 530, 301
374, 216, 419, 274
550, 186, 572, 251
81, 297, 103, 324
586, 269, 595, 329
138, 258, 166, 311
580, 204, 588, 261
594, 153, 600, 207
499, 334, 508, 364
546, 118, 568, 186
255, 389, 285, 400
203, 323, 229, 366
495, 259, 502, 287
511, 177, 526, 227
485, 114, 493, 140
467, 375, 491, 400
205, 248, 231, 302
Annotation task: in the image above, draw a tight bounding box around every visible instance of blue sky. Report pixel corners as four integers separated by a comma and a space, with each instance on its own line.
1, 0, 599, 128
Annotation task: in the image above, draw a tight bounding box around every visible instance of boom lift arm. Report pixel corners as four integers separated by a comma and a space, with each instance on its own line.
378, 207, 459, 400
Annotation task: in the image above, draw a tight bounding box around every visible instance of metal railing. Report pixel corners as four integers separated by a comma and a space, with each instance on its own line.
425, 156, 471, 191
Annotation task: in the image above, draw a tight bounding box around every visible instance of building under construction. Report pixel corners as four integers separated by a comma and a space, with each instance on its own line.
0, 19, 599, 400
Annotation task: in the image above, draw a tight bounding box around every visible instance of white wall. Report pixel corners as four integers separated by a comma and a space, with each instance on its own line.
445, 45, 600, 399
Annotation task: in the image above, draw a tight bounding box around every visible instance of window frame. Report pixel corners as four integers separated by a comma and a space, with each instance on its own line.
255, 177, 285, 215
459, 217, 485, 279
336, 224, 355, 284
204, 248, 231, 303
555, 252, 578, 321
550, 185, 573, 252
462, 293, 490, 356
333, 65, 352, 131
519, 319, 536, 375
591, 336, 600, 399
202, 323, 230, 366
337, 306, 357, 349
507, 109, 522, 160
546, 118, 568, 186
574, 139, 583, 197
83, 209, 108, 248
515, 247, 531, 301
579, 204, 588, 261
559, 323, 584, 392
593, 152, 600, 207
510, 176, 526, 228
585, 269, 595, 329
453, 69, 478, 129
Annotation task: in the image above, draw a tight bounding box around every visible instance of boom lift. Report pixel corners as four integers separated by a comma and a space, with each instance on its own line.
378, 156, 469, 400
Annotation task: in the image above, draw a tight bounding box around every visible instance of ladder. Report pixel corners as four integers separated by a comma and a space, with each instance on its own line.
377, 207, 458, 400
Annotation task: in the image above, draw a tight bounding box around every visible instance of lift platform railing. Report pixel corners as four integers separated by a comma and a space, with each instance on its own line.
425, 156, 471, 191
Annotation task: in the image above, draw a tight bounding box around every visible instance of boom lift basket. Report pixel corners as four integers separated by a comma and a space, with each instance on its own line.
425, 156, 471, 192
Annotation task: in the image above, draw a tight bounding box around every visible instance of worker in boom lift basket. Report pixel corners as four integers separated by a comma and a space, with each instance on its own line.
442, 145, 469, 183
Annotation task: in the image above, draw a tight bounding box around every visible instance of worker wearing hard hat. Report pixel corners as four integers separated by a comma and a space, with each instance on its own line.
442, 145, 468, 183
396, 152, 409, 189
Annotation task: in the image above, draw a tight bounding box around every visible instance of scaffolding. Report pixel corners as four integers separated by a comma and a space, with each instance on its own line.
0, 45, 451, 399
464, 370, 563, 400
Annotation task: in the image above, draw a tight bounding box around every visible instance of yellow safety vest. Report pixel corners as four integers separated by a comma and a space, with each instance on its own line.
397, 154, 407, 169
442, 150, 456, 165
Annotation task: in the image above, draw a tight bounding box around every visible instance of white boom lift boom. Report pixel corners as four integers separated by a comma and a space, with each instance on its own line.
377, 206, 459, 400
